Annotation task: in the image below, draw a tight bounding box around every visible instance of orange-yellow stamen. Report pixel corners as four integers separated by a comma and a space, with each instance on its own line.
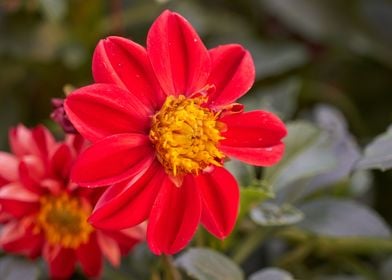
150, 95, 224, 176
36, 193, 93, 249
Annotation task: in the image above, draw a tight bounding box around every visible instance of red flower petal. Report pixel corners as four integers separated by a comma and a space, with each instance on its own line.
0, 183, 39, 218
71, 133, 155, 186
50, 144, 73, 181
220, 111, 287, 148
18, 157, 45, 194
221, 143, 285, 166
31, 125, 56, 163
147, 10, 211, 96
103, 228, 140, 255
147, 175, 201, 255
207, 44, 255, 107
9, 124, 36, 157
89, 161, 164, 229
92, 36, 165, 111
1, 222, 43, 258
76, 232, 103, 278
0, 152, 18, 182
196, 167, 239, 238
47, 248, 77, 279
65, 84, 150, 142
219, 110, 286, 166
96, 231, 121, 267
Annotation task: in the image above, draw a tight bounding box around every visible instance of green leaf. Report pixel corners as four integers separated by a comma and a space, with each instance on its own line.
298, 198, 391, 237
239, 186, 273, 220
263, 121, 336, 192
0, 256, 39, 280
175, 248, 244, 280
250, 202, 304, 226
356, 124, 392, 171
249, 267, 294, 280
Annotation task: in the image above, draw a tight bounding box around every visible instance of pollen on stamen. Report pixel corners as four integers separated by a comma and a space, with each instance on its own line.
35, 193, 93, 249
150, 95, 225, 177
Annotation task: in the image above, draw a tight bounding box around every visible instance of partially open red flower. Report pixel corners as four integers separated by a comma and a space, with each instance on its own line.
65, 10, 287, 255
0, 125, 143, 278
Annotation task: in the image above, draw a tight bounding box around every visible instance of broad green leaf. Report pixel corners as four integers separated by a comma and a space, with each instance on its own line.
264, 121, 336, 192
249, 267, 294, 280
304, 105, 360, 195
356, 124, 392, 171
250, 202, 304, 226
0, 256, 39, 280
239, 186, 273, 220
175, 248, 244, 280
349, 170, 373, 197
298, 198, 391, 237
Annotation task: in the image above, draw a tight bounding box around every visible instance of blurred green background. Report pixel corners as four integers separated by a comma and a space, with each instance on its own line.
1, 0, 392, 279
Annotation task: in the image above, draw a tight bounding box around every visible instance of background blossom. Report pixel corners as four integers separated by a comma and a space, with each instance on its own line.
0, 125, 143, 278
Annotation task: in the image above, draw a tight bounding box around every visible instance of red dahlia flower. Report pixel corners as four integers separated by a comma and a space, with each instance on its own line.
64, 10, 287, 255
0, 125, 143, 278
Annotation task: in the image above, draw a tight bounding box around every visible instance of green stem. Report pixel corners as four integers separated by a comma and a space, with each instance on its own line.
161, 255, 181, 280
279, 228, 392, 255
231, 227, 272, 264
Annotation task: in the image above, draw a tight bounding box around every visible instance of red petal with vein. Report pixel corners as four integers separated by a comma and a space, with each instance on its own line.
0, 152, 18, 182
71, 133, 154, 186
196, 167, 239, 238
90, 161, 164, 229
32, 125, 56, 163
93, 36, 164, 111
65, 84, 150, 142
97, 231, 121, 266
219, 111, 286, 166
18, 157, 45, 194
207, 44, 255, 107
220, 111, 287, 148
47, 248, 77, 279
50, 144, 73, 181
76, 232, 102, 278
147, 10, 210, 96
9, 124, 38, 157
221, 143, 285, 166
103, 229, 140, 255
0, 183, 39, 202
1, 223, 43, 258
147, 176, 201, 255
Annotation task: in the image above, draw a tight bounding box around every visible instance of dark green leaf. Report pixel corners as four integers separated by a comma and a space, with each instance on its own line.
264, 121, 336, 192
356, 124, 392, 171
175, 248, 244, 280
250, 202, 304, 226
298, 198, 391, 237
240, 186, 273, 220
0, 256, 39, 280
249, 267, 293, 280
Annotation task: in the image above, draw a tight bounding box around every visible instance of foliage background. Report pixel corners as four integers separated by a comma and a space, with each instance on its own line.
0, 0, 392, 279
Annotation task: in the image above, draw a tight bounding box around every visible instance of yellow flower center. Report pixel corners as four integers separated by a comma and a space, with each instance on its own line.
150, 95, 224, 176
36, 193, 93, 249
